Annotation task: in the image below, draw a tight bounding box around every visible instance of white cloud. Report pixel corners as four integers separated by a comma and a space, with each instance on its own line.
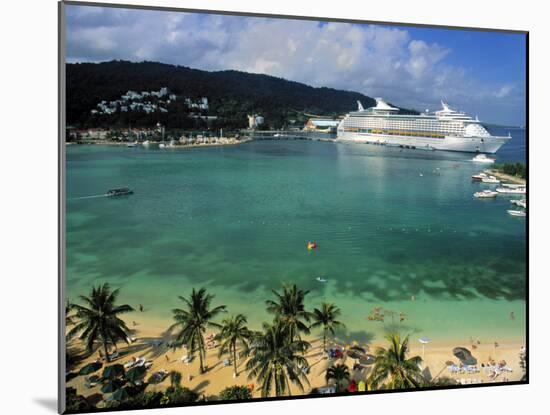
495, 85, 513, 98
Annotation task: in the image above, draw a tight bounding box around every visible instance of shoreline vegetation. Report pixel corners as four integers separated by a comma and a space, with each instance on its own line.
487, 163, 527, 184
65, 283, 527, 412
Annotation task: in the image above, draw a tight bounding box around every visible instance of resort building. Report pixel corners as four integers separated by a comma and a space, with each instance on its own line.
304, 118, 341, 132
248, 114, 265, 129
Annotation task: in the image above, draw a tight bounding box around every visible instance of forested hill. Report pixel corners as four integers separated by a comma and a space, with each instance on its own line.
66, 60, 414, 129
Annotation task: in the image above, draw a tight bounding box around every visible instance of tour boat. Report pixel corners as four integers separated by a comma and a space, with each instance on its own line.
507, 210, 526, 217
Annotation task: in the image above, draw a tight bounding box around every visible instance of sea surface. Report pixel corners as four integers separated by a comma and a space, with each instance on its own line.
66, 126, 526, 344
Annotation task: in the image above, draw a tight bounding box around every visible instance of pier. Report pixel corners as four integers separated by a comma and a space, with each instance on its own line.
240, 130, 336, 141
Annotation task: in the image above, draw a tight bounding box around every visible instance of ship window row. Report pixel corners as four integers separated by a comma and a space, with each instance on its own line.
343, 128, 446, 138
344, 120, 464, 133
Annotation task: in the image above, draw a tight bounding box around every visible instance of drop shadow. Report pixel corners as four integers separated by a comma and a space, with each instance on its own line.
33, 398, 57, 413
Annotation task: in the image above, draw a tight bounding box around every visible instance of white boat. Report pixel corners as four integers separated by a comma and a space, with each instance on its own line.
316, 277, 327, 283
472, 154, 495, 163
336, 99, 510, 153
159, 143, 166, 149
474, 190, 498, 198
481, 176, 500, 184
511, 199, 527, 208
142, 140, 150, 146
502, 183, 525, 188
496, 187, 526, 194
127, 141, 137, 147
471, 172, 488, 181
507, 210, 526, 217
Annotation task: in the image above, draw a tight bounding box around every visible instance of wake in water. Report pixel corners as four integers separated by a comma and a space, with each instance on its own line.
69, 194, 107, 200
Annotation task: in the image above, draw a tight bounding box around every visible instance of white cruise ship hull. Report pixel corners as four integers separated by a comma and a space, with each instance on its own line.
335, 132, 510, 154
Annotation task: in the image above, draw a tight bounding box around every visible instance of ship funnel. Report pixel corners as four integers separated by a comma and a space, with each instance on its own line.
357, 101, 364, 111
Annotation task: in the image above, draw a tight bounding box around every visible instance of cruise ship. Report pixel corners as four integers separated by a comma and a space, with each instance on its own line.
336, 98, 510, 153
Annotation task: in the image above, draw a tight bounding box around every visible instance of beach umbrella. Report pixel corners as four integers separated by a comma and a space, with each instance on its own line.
359, 354, 375, 366
102, 364, 125, 380
419, 337, 431, 359
101, 380, 123, 394
112, 387, 130, 402
347, 350, 364, 360
349, 344, 367, 354
79, 362, 102, 376
126, 365, 146, 383
452, 347, 477, 366
347, 380, 358, 393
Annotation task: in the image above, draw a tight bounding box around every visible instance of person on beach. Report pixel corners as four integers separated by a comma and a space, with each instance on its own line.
139, 304, 144, 312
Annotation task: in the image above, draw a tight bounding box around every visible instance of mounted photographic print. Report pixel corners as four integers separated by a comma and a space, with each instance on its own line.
59, 1, 528, 413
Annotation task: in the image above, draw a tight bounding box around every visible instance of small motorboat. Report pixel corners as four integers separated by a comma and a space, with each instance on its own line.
502, 183, 526, 189
481, 176, 500, 184
507, 210, 526, 217
107, 187, 133, 197
496, 187, 526, 194
471, 172, 488, 181
472, 154, 495, 163
159, 143, 166, 149
474, 190, 498, 198
511, 199, 527, 208
142, 140, 150, 146
316, 277, 327, 283
127, 141, 137, 147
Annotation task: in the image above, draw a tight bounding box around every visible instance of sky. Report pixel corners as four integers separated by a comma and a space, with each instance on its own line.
65, 5, 526, 125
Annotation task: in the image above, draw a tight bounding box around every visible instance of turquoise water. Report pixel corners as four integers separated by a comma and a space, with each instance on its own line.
66, 136, 526, 344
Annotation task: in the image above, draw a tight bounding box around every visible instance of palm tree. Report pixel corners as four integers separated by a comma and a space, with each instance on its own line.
68, 283, 134, 361
310, 302, 345, 351
65, 298, 77, 341
169, 288, 227, 374
325, 363, 350, 392
368, 332, 423, 390
266, 283, 312, 340
246, 321, 310, 397
217, 314, 252, 377
169, 371, 182, 390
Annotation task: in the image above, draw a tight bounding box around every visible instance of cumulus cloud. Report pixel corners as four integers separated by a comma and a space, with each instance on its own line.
65, 5, 525, 124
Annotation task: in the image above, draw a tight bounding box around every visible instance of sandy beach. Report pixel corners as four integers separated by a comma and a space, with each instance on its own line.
485, 169, 526, 185
66, 316, 526, 403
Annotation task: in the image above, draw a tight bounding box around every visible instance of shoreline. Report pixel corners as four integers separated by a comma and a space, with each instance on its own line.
66, 138, 252, 148
485, 169, 526, 185
66, 315, 526, 402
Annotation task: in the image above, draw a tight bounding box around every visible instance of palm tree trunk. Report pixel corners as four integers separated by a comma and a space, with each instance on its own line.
201, 334, 208, 373
199, 347, 204, 373
232, 341, 238, 377
103, 339, 110, 362
323, 327, 327, 351
100, 326, 111, 362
